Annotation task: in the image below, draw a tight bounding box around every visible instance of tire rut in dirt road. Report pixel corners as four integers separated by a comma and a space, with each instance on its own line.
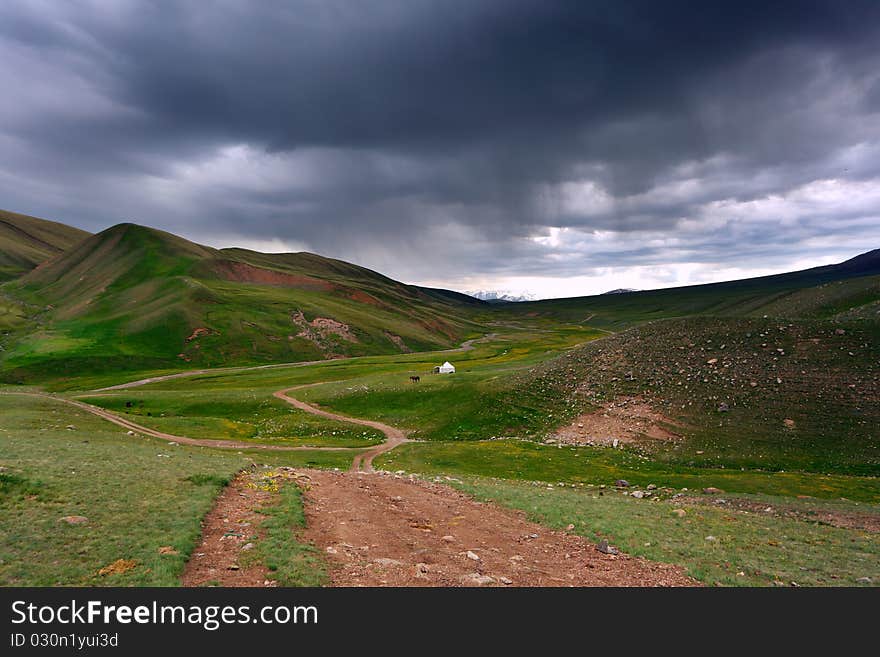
181, 470, 276, 587
299, 469, 698, 587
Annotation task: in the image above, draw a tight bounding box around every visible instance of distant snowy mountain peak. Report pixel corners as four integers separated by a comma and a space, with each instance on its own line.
467, 290, 536, 303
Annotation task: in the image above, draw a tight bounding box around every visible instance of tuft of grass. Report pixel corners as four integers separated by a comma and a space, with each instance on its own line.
243, 483, 326, 587
185, 473, 231, 487
0, 472, 46, 500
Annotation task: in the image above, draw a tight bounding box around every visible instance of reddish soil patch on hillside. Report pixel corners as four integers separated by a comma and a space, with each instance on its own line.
419, 317, 457, 340
186, 327, 217, 342
290, 310, 359, 357
213, 260, 334, 292
384, 331, 412, 353
299, 470, 697, 587
549, 397, 683, 447
345, 289, 385, 307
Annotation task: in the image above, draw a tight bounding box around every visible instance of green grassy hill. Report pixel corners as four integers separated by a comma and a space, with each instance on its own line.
0, 222, 485, 381
0, 209, 91, 282
504, 250, 880, 328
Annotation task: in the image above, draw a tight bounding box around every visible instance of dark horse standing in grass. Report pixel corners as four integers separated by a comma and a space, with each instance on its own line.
409, 375, 421, 383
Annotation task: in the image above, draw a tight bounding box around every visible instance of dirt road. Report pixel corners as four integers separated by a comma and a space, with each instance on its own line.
3, 385, 405, 471
4, 363, 700, 587
273, 386, 408, 472
0, 391, 365, 455
299, 469, 696, 586
95, 333, 497, 391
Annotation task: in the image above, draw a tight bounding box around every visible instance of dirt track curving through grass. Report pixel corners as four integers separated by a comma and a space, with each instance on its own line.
0, 334, 502, 471
95, 333, 497, 391
0, 391, 373, 456
274, 386, 409, 472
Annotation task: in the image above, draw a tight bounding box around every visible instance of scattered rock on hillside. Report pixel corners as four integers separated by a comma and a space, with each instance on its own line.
631, 490, 645, 499
615, 479, 630, 488
596, 539, 619, 555
717, 402, 729, 412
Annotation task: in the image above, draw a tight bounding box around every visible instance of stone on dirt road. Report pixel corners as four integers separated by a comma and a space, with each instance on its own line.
461, 573, 496, 586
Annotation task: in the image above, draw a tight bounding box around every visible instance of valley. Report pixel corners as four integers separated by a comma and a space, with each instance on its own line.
0, 210, 878, 588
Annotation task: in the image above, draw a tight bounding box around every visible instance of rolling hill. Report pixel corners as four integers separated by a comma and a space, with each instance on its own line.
514, 315, 879, 476
1, 222, 486, 381
503, 249, 880, 328
1, 208, 877, 385
0, 208, 91, 281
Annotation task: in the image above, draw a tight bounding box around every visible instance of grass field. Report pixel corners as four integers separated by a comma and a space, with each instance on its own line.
453, 477, 879, 587
67, 326, 599, 441
75, 391, 386, 448
0, 394, 346, 586
376, 441, 880, 502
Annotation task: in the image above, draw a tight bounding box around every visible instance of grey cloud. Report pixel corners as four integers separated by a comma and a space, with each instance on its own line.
0, 1, 879, 293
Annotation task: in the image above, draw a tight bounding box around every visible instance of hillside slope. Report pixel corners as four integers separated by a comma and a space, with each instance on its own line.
515, 316, 879, 476
0, 209, 91, 281
506, 250, 880, 328
1, 223, 485, 380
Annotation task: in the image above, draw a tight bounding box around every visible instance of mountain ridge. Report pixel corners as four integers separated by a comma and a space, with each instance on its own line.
1, 209, 877, 382
0, 208, 91, 281
1, 221, 484, 380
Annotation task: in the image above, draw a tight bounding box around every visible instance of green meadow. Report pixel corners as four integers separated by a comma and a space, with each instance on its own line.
1, 211, 878, 587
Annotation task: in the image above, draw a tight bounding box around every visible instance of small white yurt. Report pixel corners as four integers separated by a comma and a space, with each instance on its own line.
437, 361, 456, 374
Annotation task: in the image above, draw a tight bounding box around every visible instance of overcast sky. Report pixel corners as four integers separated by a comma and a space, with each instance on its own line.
2, 1, 879, 298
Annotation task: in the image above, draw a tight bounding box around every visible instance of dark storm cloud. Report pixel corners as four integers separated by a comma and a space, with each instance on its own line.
1, 1, 879, 293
